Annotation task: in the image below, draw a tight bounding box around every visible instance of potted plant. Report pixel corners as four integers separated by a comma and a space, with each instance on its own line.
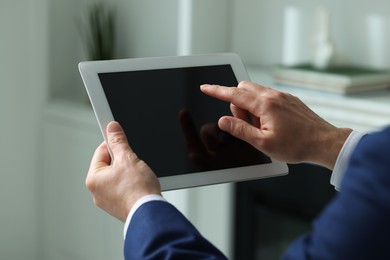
79, 2, 116, 60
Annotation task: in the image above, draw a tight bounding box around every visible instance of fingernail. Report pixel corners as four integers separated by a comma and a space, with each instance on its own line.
219, 118, 231, 131
200, 84, 210, 90
107, 121, 122, 133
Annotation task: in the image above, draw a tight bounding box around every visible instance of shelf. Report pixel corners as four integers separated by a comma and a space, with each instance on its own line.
247, 66, 390, 133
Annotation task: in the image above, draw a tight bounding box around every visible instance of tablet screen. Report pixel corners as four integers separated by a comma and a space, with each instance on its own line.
98, 64, 270, 178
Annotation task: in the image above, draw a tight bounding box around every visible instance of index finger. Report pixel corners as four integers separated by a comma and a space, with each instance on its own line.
89, 141, 111, 171
200, 84, 260, 116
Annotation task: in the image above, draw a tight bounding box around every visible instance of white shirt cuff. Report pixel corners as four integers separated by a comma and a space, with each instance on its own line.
331, 130, 364, 191
123, 194, 166, 239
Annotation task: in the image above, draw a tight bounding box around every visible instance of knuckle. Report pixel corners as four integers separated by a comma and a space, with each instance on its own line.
117, 150, 141, 167
262, 90, 285, 108
85, 176, 95, 192
135, 159, 149, 171
93, 197, 101, 208
127, 151, 141, 164
233, 122, 246, 137
231, 87, 244, 100
110, 132, 126, 145
238, 80, 249, 88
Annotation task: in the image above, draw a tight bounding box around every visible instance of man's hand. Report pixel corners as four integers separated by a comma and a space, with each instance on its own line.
201, 81, 352, 169
86, 121, 161, 222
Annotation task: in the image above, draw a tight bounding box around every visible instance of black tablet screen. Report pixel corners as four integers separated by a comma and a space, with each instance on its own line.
98, 65, 270, 177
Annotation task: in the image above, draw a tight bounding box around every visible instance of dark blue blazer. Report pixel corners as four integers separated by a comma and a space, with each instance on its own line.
124, 200, 227, 259
284, 127, 390, 259
125, 127, 390, 259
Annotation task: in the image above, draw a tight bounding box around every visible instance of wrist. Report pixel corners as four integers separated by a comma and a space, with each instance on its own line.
123, 194, 166, 239
123, 191, 162, 222
311, 127, 353, 169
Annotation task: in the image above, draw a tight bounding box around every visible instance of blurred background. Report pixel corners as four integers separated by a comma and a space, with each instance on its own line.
2, 0, 390, 259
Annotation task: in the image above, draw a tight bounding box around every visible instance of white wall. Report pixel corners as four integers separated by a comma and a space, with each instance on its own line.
40, 105, 124, 260
113, 0, 179, 58
0, 0, 48, 259
49, 0, 180, 103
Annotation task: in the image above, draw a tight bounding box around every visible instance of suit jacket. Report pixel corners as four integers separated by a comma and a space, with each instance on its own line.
283, 126, 390, 259
125, 127, 390, 259
124, 200, 227, 259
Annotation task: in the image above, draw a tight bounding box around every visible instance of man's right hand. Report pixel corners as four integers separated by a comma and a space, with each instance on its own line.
201, 81, 352, 169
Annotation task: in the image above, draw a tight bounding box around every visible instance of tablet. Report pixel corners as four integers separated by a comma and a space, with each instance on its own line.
79, 53, 288, 191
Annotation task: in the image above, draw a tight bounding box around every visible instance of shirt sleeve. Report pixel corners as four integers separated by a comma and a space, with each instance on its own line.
330, 130, 364, 191
123, 194, 166, 239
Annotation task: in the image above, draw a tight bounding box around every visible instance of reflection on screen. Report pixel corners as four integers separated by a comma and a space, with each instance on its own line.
98, 65, 270, 177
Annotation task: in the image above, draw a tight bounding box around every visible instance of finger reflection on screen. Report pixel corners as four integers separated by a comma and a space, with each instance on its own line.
179, 109, 271, 171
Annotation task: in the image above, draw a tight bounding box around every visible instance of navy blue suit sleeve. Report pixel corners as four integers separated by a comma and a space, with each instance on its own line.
283, 127, 390, 259
124, 200, 228, 260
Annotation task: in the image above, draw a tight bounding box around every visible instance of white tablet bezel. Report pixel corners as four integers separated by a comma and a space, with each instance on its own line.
79, 53, 288, 191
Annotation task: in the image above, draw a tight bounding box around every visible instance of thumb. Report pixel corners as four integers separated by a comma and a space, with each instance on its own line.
106, 121, 131, 157
218, 116, 261, 148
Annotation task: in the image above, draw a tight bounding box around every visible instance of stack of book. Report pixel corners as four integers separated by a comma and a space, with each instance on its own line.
273, 64, 390, 94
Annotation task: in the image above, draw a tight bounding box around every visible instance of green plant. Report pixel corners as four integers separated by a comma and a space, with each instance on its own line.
80, 2, 116, 60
